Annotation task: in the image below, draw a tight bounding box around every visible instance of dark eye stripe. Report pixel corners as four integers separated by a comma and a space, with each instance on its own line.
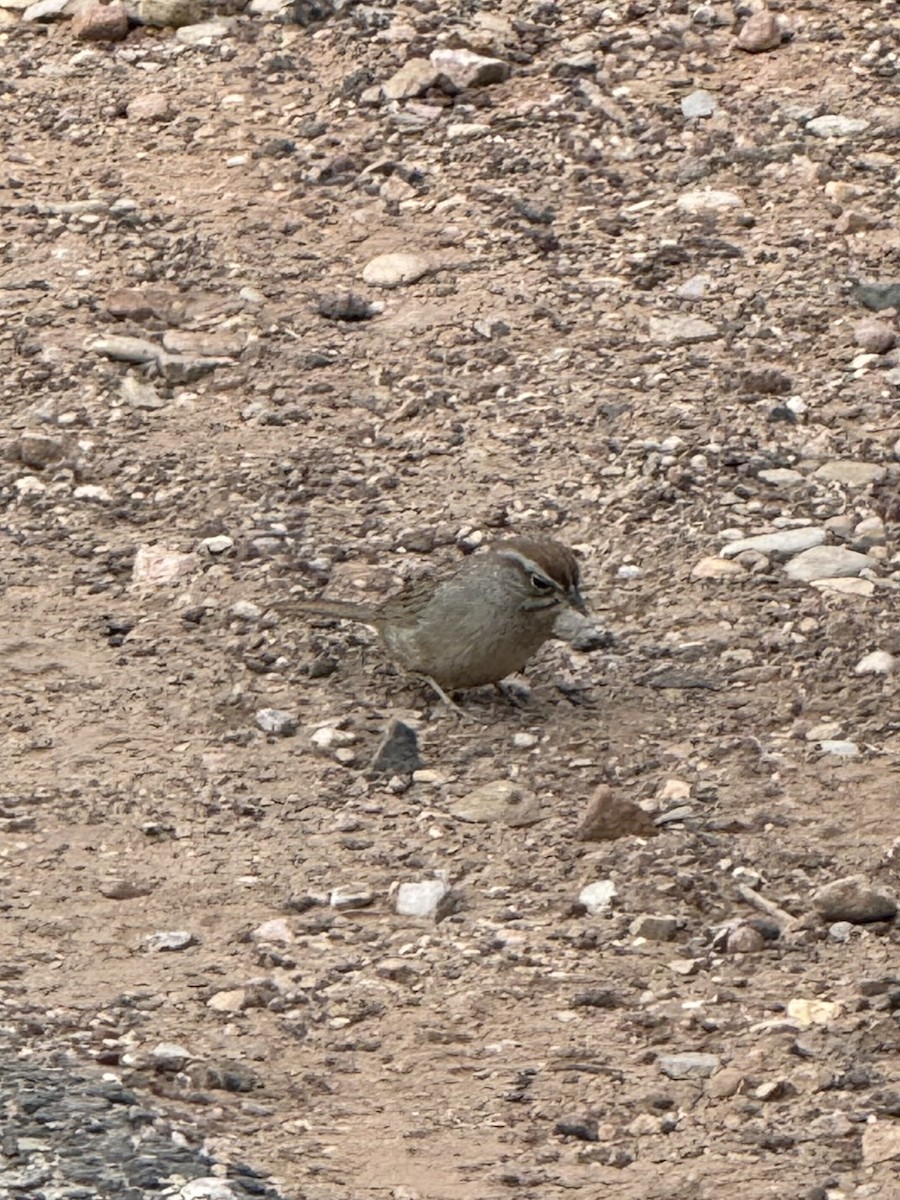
530, 573, 556, 592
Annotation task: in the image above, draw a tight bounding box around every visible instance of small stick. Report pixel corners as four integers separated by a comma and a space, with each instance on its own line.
736, 883, 798, 933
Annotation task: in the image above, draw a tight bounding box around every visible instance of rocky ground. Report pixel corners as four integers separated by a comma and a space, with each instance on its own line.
1, 1, 899, 1198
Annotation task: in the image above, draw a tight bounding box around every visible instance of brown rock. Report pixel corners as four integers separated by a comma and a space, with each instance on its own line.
853, 317, 895, 354
17, 430, 66, 469
576, 785, 658, 842
127, 92, 175, 123
105, 286, 186, 324
725, 925, 766, 954
736, 10, 782, 53
72, 1, 128, 41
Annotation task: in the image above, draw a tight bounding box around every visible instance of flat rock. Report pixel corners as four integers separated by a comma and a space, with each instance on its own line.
806, 115, 870, 138
814, 460, 886, 486
659, 1053, 721, 1080
757, 468, 804, 486
676, 189, 743, 214
808, 577, 875, 597
448, 780, 543, 827
862, 1122, 900, 1166
812, 875, 898, 923
691, 556, 748, 580
382, 58, 436, 100
784, 545, 872, 581
681, 90, 716, 119
362, 252, 433, 288
721, 528, 825, 559
395, 878, 452, 919
648, 315, 718, 344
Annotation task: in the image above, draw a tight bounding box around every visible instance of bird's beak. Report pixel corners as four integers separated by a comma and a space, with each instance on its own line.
569, 587, 588, 615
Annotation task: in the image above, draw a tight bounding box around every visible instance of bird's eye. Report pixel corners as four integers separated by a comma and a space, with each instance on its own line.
530, 573, 555, 592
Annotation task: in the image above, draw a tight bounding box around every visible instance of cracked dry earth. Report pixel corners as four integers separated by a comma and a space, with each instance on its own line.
2, 1, 900, 1199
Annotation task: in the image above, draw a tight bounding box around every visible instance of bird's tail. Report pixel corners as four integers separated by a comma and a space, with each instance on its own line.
277, 597, 377, 624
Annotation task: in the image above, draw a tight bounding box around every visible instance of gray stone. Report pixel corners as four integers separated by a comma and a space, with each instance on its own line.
429, 47, 510, 92
806, 115, 870, 138
812, 876, 897, 924
681, 90, 716, 119
369, 719, 422, 775
783, 545, 872, 582
721, 527, 825, 559
144, 930, 196, 952
255, 708, 297, 736
757, 468, 804, 487
630, 914, 678, 941
853, 281, 900, 312
22, 0, 69, 20
659, 1052, 721, 1080
330, 885, 374, 910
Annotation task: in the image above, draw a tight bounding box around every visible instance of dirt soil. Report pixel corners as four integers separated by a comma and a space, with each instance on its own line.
1, 2, 899, 1198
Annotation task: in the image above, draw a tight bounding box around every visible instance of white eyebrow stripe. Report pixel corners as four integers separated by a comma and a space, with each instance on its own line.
495, 549, 562, 588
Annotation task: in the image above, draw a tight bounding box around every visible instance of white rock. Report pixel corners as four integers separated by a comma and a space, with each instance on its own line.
132, 543, 195, 587
177, 1180, 241, 1200
681, 90, 716, 119
855, 650, 895, 676
330, 885, 374, 910
311, 726, 356, 750
784, 546, 872, 582
395, 878, 449, 918
362, 252, 433, 288
818, 740, 860, 757
230, 600, 262, 621
579, 880, 617, 915
676, 189, 743, 214
757, 468, 804, 486
255, 709, 297, 736
200, 534, 234, 554
251, 918, 293, 943
806, 115, 870, 138
721, 528, 825, 559
675, 273, 712, 299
